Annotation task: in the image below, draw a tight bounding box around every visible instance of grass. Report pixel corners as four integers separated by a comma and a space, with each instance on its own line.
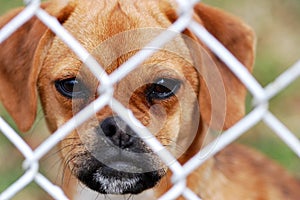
0, 0, 300, 199
201, 0, 300, 177
0, 0, 23, 14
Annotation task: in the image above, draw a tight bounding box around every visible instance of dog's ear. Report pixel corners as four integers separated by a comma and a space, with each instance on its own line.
0, 2, 75, 132
191, 3, 255, 130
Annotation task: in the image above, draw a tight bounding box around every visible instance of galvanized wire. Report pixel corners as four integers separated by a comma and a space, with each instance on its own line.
0, 0, 299, 199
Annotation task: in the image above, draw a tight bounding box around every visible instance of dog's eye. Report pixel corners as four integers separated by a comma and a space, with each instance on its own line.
55, 78, 88, 99
146, 78, 181, 101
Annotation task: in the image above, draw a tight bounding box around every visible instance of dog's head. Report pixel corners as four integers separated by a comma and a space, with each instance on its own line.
0, 0, 254, 195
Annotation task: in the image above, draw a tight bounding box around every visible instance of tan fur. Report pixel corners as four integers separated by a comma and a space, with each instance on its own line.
1, 0, 299, 199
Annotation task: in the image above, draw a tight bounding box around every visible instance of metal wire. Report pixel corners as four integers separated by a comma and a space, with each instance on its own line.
0, 0, 299, 199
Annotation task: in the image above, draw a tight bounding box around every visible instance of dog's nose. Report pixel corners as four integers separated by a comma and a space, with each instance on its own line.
100, 117, 136, 149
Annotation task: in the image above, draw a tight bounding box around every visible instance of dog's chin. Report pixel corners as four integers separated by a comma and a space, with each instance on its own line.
77, 159, 165, 194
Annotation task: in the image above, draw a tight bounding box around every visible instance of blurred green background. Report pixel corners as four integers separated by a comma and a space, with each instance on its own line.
0, 0, 300, 199
203, 0, 300, 177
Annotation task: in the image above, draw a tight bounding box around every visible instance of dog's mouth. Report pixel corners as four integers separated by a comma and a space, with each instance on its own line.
76, 155, 165, 194
73, 116, 166, 194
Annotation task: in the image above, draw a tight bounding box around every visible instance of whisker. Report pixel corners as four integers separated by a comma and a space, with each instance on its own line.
47, 142, 83, 157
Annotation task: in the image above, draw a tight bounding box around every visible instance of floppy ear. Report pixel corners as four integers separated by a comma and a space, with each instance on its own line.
192, 3, 255, 130
0, 2, 74, 132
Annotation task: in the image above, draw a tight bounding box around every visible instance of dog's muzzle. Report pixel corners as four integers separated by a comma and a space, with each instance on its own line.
76, 116, 165, 194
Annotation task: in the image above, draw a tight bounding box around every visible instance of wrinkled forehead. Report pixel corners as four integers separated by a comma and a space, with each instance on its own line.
63, 0, 177, 47
47, 0, 200, 79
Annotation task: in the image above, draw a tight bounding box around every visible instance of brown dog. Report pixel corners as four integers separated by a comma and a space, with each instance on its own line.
1, 0, 300, 199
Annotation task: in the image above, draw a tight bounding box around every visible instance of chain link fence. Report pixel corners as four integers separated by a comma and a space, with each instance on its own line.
0, 0, 300, 199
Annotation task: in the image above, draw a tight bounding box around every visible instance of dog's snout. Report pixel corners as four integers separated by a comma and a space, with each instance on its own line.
100, 117, 136, 149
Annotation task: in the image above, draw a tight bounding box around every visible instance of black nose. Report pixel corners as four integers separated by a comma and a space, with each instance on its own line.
100, 116, 136, 149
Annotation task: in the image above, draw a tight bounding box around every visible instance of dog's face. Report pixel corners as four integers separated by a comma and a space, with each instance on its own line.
0, 0, 254, 195
38, 22, 201, 196
37, 1, 202, 194
40, 56, 199, 194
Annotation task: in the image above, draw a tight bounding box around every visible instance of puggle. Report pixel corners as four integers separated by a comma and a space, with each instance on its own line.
0, 0, 300, 199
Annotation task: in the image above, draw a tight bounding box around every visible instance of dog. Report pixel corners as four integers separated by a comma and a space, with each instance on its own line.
1, 0, 300, 199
